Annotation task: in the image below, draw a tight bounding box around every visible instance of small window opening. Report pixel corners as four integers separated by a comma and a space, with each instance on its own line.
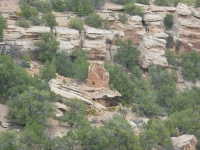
92, 82, 95, 85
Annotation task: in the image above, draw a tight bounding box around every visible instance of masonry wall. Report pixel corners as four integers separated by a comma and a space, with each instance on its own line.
87, 63, 109, 88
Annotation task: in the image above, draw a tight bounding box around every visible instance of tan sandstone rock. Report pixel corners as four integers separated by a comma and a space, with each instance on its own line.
171, 134, 197, 150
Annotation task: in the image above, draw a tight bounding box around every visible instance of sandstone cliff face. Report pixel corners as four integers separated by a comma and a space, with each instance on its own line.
170, 3, 200, 52
171, 134, 197, 150
3, 2, 200, 69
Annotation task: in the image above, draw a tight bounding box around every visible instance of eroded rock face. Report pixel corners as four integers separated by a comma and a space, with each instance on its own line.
171, 134, 197, 150
176, 3, 192, 16
138, 36, 168, 68
83, 27, 121, 60
170, 4, 200, 52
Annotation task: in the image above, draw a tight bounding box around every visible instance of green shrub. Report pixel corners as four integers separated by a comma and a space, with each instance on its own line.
30, 16, 44, 26
165, 49, 180, 68
114, 38, 139, 70
135, 0, 150, 5
93, 0, 105, 9
58, 98, 86, 127
65, 0, 95, 16
70, 49, 90, 82
68, 17, 84, 31
56, 51, 72, 77
124, 3, 144, 16
0, 12, 7, 28
118, 13, 128, 24
85, 13, 102, 28
181, 50, 200, 82
7, 86, 55, 125
102, 17, 110, 30
42, 12, 58, 29
51, 0, 66, 12
20, 2, 39, 19
164, 14, 173, 30
0, 54, 49, 97
195, 0, 200, 7
18, 18, 30, 28
148, 65, 177, 106
0, 26, 3, 42
20, 53, 31, 68
35, 32, 60, 62
0, 120, 2, 125
32, 0, 52, 13
111, 0, 133, 4
39, 60, 56, 81
154, 0, 170, 6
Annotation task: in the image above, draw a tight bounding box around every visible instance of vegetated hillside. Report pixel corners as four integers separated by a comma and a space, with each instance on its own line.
0, 0, 200, 149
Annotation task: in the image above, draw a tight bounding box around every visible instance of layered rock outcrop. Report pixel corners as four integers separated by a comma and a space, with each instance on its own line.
49, 62, 121, 108
138, 13, 168, 68
171, 134, 197, 150
170, 3, 200, 52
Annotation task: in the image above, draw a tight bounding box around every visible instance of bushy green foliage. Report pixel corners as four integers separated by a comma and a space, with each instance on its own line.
166, 108, 200, 140
0, 54, 48, 97
105, 63, 163, 116
0, 12, 7, 41
181, 50, 200, 82
51, 0, 66, 12
0, 130, 21, 150
42, 12, 58, 29
65, 0, 95, 16
35, 32, 60, 62
166, 86, 200, 114
0, 26, 3, 42
20, 2, 39, 19
148, 65, 177, 106
68, 17, 84, 31
135, 0, 150, 5
55, 49, 89, 82
165, 49, 180, 68
85, 13, 103, 28
164, 14, 173, 30
92, 0, 105, 9
75, 115, 142, 150
114, 38, 139, 70
195, 0, 200, 7
111, 0, 133, 4
56, 51, 72, 77
118, 13, 128, 24
32, 0, 52, 13
59, 98, 86, 127
20, 53, 31, 68
7, 86, 55, 125
0, 12, 7, 28
18, 18, 30, 28
140, 119, 173, 150
70, 49, 90, 82
39, 60, 56, 81
124, 3, 144, 16
30, 15, 44, 25
154, 0, 170, 6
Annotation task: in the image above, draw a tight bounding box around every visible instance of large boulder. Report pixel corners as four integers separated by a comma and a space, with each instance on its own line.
131, 15, 142, 23
176, 3, 192, 16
